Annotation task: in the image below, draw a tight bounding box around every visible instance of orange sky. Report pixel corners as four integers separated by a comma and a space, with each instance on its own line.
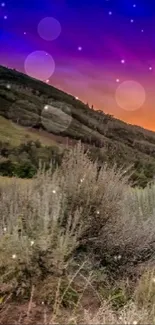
52, 62, 155, 132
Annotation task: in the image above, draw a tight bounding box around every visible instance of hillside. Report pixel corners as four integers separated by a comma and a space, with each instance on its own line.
1, 65, 155, 186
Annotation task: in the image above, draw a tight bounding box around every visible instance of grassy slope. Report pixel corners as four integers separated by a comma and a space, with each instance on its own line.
0, 116, 60, 147
0, 175, 32, 185
1, 65, 155, 187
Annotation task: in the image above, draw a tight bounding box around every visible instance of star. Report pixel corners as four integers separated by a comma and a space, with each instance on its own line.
149, 66, 153, 71
130, 19, 134, 23
141, 29, 144, 32
4, 15, 7, 19
121, 59, 125, 64
116, 78, 120, 83
78, 46, 82, 51
24, 32, 26, 35
133, 4, 136, 8
1, 2, 5, 7
108, 11, 112, 15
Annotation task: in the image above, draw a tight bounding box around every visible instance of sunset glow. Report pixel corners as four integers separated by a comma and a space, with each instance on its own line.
1, 0, 155, 130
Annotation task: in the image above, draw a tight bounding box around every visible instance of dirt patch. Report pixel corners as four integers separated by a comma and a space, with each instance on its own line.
0, 302, 51, 325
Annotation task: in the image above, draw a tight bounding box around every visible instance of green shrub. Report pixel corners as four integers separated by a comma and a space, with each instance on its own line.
14, 161, 37, 178
0, 159, 14, 176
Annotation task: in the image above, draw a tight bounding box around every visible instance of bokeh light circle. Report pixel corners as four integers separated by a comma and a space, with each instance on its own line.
37, 17, 61, 41
41, 104, 72, 133
115, 80, 146, 111
24, 51, 55, 81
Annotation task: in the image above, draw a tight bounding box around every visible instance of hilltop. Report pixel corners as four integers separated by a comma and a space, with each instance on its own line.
0, 65, 155, 186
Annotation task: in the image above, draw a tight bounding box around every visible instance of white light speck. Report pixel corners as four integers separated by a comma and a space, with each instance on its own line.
152, 277, 155, 283
108, 11, 112, 15
96, 211, 100, 215
149, 66, 153, 71
121, 59, 125, 64
130, 19, 134, 23
116, 78, 120, 83
30, 240, 34, 246
133, 4, 136, 8
42, 301, 44, 305
80, 178, 84, 183
1, 2, 5, 7
24, 32, 26, 35
133, 321, 138, 325
4, 15, 7, 19
78, 46, 82, 51
12, 254, 16, 259
44, 105, 49, 110
75, 96, 79, 100
52, 190, 56, 194
141, 29, 144, 32
117, 254, 122, 260
3, 227, 7, 232
6, 84, 11, 89
46, 79, 49, 83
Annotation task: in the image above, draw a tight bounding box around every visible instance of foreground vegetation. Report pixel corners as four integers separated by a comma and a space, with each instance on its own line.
1, 136, 155, 188
0, 143, 155, 324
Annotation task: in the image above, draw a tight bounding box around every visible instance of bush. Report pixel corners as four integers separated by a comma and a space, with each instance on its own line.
0, 159, 14, 176
1, 142, 155, 303
0, 140, 64, 178
14, 161, 37, 178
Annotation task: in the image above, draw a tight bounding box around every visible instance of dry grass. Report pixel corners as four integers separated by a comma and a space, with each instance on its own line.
134, 267, 155, 309
82, 301, 151, 325
0, 116, 58, 147
0, 142, 155, 323
0, 175, 32, 186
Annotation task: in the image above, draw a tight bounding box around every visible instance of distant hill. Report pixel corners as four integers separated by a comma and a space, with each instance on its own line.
1, 65, 155, 186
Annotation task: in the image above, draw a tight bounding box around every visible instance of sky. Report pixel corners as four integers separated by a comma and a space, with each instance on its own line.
1, 0, 155, 131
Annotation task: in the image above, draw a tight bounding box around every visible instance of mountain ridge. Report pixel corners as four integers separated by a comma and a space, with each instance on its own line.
0, 65, 155, 186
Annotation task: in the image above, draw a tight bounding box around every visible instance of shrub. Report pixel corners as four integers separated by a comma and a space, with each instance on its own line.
1, 142, 155, 302
0, 143, 128, 293
0, 159, 14, 176
14, 161, 37, 178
